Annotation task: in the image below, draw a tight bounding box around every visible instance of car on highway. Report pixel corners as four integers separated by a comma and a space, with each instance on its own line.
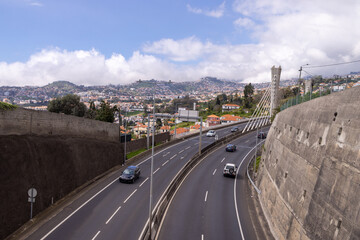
119, 166, 140, 183
258, 132, 267, 139
223, 163, 237, 177
231, 127, 239, 132
225, 144, 237, 152
206, 130, 216, 137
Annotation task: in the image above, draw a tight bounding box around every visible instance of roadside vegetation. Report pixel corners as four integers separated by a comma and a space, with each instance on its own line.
0, 102, 18, 111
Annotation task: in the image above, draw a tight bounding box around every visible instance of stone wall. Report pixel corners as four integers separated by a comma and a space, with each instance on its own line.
0, 108, 119, 142
257, 86, 360, 239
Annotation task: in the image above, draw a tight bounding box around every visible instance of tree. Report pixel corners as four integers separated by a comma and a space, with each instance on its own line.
48, 94, 86, 117
95, 101, 116, 123
244, 83, 254, 108
85, 101, 97, 119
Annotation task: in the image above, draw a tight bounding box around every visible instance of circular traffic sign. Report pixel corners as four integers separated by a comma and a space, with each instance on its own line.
28, 188, 37, 198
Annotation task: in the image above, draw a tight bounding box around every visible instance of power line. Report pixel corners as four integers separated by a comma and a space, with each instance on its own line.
303, 59, 360, 69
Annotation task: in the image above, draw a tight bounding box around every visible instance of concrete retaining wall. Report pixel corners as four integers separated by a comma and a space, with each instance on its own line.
257, 86, 360, 239
0, 108, 119, 142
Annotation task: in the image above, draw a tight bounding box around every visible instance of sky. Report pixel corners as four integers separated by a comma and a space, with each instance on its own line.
0, 0, 360, 86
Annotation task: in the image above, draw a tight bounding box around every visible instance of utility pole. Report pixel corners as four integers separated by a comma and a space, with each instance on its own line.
124, 108, 127, 163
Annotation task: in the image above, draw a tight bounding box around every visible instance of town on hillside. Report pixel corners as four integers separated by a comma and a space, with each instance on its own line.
1, 74, 360, 140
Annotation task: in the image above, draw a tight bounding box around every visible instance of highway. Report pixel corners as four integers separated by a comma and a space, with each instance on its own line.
25, 123, 248, 240
157, 128, 269, 240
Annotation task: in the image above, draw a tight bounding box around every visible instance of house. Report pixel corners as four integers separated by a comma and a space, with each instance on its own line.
171, 127, 189, 135
190, 124, 201, 132
220, 114, 242, 124
160, 125, 170, 133
222, 104, 240, 112
133, 123, 148, 136
206, 114, 220, 126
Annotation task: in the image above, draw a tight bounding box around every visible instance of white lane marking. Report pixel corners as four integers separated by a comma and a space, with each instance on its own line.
91, 231, 101, 240
124, 189, 137, 203
212, 169, 217, 175
170, 154, 177, 160
234, 140, 264, 240
40, 177, 118, 240
179, 150, 184, 154
201, 234, 204, 240
204, 191, 208, 202
162, 160, 169, 166
245, 140, 249, 143
185, 146, 191, 150
139, 177, 149, 187
163, 152, 170, 157
153, 167, 160, 174
181, 156, 184, 160
105, 206, 121, 224
221, 157, 225, 163
195, 142, 199, 145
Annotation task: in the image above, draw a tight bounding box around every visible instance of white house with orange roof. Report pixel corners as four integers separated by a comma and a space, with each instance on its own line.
222, 103, 240, 112
206, 114, 220, 126
220, 114, 242, 124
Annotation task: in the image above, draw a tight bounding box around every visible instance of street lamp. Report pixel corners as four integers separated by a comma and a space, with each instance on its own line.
297, 64, 309, 104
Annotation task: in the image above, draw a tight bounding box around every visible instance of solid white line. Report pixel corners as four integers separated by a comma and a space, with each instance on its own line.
170, 154, 177, 160
179, 150, 184, 154
234, 141, 264, 240
40, 178, 118, 240
162, 160, 169, 166
212, 169, 217, 175
153, 167, 160, 174
124, 189, 137, 203
221, 157, 225, 163
139, 177, 149, 187
91, 231, 101, 240
204, 191, 208, 202
185, 146, 191, 150
105, 206, 121, 224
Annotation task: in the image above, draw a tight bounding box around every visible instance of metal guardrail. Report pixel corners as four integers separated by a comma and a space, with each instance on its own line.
140, 125, 264, 240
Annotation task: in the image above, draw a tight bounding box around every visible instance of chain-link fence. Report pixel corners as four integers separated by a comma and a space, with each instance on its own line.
280, 89, 331, 111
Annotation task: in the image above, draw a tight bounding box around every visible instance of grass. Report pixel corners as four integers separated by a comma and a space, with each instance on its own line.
255, 156, 261, 172
126, 142, 163, 159
0, 102, 17, 111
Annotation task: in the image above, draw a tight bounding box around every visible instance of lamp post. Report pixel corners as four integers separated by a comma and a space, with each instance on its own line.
297, 64, 309, 104
124, 107, 127, 163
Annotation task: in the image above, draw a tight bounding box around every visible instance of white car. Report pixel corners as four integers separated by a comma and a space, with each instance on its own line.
223, 163, 237, 177
206, 130, 216, 137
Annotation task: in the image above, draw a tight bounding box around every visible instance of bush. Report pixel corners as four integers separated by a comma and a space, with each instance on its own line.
0, 102, 17, 111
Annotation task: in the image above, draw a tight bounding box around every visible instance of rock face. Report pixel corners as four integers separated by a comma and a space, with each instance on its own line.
258, 86, 360, 240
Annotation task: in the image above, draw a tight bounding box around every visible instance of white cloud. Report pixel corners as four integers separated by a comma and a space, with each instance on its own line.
187, 2, 225, 18
29, 2, 43, 7
233, 17, 255, 29
1, 0, 360, 86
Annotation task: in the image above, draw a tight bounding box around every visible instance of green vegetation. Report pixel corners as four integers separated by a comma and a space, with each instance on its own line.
0, 102, 18, 111
255, 156, 261, 172
48, 94, 86, 117
126, 148, 147, 159
48, 94, 117, 123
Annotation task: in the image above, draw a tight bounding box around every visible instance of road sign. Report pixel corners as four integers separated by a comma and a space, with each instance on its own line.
28, 188, 37, 198
28, 188, 37, 219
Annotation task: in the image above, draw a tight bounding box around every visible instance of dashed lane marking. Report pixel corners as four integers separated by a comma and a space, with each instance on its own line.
212, 169, 217, 175
105, 206, 121, 224
124, 189, 137, 203
153, 167, 160, 174
170, 154, 177, 160
139, 177, 149, 187
91, 231, 101, 240
162, 160, 169, 166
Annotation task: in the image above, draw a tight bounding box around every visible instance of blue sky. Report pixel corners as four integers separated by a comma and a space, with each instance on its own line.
0, 0, 359, 86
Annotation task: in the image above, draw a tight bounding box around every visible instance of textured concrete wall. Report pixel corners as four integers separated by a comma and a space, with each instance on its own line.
0, 108, 119, 142
258, 86, 360, 240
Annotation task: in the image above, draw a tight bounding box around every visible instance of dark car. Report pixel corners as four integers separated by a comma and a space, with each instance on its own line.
119, 166, 140, 183
231, 127, 239, 132
258, 132, 267, 139
225, 144, 237, 152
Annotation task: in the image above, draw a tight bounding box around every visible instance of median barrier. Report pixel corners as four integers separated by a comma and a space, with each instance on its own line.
141, 124, 267, 239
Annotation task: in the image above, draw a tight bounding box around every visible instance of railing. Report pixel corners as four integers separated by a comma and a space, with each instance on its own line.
280, 90, 331, 111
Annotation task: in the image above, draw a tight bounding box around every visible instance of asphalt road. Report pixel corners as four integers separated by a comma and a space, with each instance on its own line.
25, 123, 248, 240
157, 127, 269, 240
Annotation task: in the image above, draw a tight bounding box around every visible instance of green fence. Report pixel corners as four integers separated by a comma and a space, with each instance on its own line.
280, 89, 331, 111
